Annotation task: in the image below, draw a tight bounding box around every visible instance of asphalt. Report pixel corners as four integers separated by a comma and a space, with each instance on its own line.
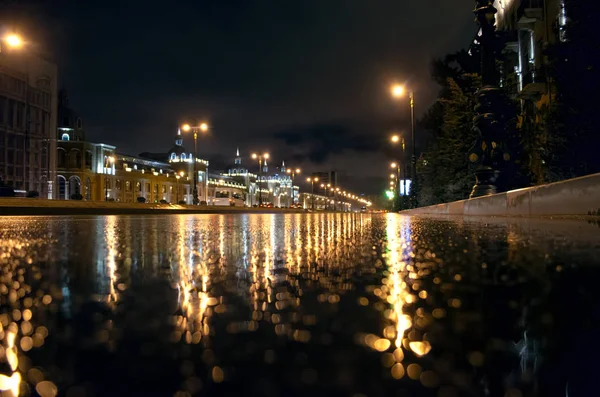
0, 213, 598, 397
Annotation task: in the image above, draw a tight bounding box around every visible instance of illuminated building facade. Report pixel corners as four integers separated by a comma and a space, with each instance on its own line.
486, 0, 567, 98
221, 148, 299, 207
56, 116, 208, 202
0, 49, 58, 197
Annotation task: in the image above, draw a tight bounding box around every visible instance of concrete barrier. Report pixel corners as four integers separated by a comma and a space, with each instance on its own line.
400, 173, 600, 217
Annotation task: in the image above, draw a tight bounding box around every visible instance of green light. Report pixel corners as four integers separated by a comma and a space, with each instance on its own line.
385, 190, 395, 200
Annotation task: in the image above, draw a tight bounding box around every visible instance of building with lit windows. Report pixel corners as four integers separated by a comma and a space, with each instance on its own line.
219, 148, 299, 207
56, 104, 208, 203
0, 47, 58, 197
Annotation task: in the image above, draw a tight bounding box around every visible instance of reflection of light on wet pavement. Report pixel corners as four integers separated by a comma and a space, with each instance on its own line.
1, 214, 599, 396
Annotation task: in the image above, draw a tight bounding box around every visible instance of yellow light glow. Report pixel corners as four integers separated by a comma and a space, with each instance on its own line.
391, 84, 404, 98
182, 124, 191, 132
320, 184, 324, 188
391, 135, 400, 143
390, 162, 397, 168
264, 153, 270, 159
109, 156, 115, 163
252, 153, 258, 159
296, 168, 301, 173
5, 34, 23, 48
200, 122, 208, 132
390, 173, 395, 178
306, 177, 311, 182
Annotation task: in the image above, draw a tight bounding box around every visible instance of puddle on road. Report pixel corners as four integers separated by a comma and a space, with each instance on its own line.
0, 214, 598, 396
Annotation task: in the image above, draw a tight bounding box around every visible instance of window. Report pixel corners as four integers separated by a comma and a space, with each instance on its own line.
162, 185, 166, 193
57, 149, 66, 168
7, 100, 14, 127
116, 180, 122, 190
169, 186, 173, 193
136, 182, 141, 192
0, 97, 6, 124
216, 190, 229, 198
146, 183, 150, 192
232, 192, 243, 200
181, 153, 186, 160
61, 133, 70, 141
125, 181, 132, 192
85, 151, 92, 169
153, 184, 158, 194
170, 153, 176, 161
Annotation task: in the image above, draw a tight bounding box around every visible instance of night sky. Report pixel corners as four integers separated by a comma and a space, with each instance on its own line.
2, 0, 476, 194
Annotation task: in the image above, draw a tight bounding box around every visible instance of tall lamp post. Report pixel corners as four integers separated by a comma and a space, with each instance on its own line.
104, 156, 115, 201
320, 183, 331, 210
390, 85, 417, 207
251, 152, 269, 206
468, 0, 512, 197
286, 167, 301, 207
306, 176, 319, 210
182, 122, 208, 204
176, 171, 184, 203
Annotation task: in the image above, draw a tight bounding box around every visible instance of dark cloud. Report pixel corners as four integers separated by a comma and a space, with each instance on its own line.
274, 122, 382, 164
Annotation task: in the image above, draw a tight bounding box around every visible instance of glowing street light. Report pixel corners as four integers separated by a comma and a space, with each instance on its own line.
306, 176, 319, 210
286, 167, 301, 207
252, 152, 270, 206
3, 34, 23, 49
181, 122, 209, 204
391, 84, 404, 98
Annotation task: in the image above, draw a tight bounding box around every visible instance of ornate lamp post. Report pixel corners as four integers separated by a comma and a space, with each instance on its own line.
182, 122, 208, 204
468, 1, 512, 197
306, 176, 319, 210
252, 152, 269, 206
286, 168, 301, 207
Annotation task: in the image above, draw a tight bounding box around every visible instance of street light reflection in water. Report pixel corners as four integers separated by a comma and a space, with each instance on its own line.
1, 214, 599, 396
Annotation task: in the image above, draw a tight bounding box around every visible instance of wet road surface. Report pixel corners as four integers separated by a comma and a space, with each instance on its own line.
1, 214, 599, 397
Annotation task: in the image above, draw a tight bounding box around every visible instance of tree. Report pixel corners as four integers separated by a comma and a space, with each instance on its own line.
416, 74, 481, 205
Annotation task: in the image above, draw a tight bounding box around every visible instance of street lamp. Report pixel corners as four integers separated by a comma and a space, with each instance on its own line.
176, 171, 184, 204
181, 122, 209, 204
252, 152, 269, 206
468, 0, 511, 197
390, 84, 417, 207
104, 156, 115, 201
1, 34, 24, 51
320, 183, 331, 210
306, 176, 319, 210
286, 167, 301, 207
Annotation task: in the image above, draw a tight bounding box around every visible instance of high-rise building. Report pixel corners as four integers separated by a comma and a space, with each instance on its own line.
0, 48, 58, 197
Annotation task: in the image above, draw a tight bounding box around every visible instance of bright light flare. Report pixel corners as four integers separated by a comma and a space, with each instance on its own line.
200, 122, 208, 132
182, 124, 191, 132
390, 162, 397, 168
5, 34, 23, 48
391, 135, 400, 143
391, 84, 404, 98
